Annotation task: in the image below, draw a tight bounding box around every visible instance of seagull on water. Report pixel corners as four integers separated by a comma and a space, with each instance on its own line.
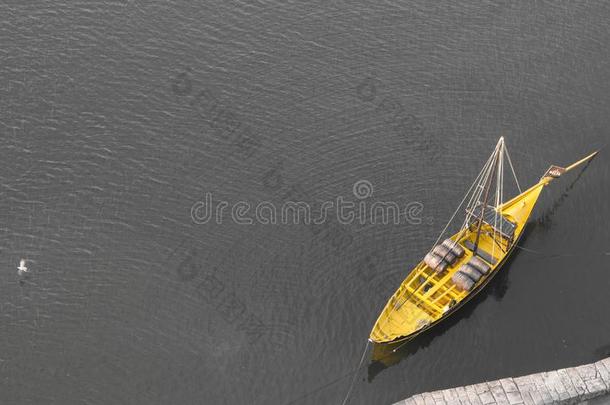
18, 259, 28, 276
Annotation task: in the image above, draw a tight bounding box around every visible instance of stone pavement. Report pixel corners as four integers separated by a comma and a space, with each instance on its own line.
394, 357, 610, 405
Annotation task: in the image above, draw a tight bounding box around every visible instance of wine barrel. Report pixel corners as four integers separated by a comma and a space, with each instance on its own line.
451, 271, 474, 291
424, 252, 448, 273
468, 256, 490, 274
442, 238, 465, 258
458, 263, 482, 282
432, 244, 457, 265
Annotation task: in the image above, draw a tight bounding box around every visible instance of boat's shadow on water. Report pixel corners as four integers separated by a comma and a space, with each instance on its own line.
367, 225, 538, 382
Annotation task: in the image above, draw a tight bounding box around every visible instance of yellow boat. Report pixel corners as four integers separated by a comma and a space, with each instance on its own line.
369, 138, 598, 344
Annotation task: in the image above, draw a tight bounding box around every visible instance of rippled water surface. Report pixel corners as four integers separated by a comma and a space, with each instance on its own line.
1, 1, 610, 404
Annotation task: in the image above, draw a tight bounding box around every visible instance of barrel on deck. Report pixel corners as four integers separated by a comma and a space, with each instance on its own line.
468, 256, 491, 274
424, 252, 448, 273
458, 263, 482, 282
431, 244, 457, 265
442, 238, 465, 258
451, 271, 474, 291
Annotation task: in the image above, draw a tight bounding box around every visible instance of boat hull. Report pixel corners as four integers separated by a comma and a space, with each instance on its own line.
369, 148, 598, 344
369, 182, 546, 343
370, 225, 525, 344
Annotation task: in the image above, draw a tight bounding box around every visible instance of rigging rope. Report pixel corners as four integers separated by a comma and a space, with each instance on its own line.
394, 145, 498, 310
471, 141, 501, 253
394, 142, 502, 315
504, 145, 522, 193
431, 147, 496, 248
392, 147, 498, 311
492, 140, 502, 259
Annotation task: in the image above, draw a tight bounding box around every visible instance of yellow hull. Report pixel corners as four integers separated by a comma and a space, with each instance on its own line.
369, 151, 598, 344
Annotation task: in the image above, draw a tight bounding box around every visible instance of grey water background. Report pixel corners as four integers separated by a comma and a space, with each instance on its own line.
1, 1, 610, 404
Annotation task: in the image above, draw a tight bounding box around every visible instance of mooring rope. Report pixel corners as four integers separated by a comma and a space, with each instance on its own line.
339, 339, 370, 405
514, 244, 610, 257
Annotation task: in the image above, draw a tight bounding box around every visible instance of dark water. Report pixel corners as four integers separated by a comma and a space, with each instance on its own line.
1, 1, 610, 404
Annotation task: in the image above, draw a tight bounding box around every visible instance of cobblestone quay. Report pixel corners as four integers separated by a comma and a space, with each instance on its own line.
394, 357, 610, 405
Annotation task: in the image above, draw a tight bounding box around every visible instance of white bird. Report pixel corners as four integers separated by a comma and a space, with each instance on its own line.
18, 259, 28, 275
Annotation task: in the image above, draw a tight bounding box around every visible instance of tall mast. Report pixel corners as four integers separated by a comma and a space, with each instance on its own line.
473, 138, 503, 254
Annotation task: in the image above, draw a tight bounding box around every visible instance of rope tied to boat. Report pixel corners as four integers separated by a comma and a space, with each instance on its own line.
514, 244, 610, 258
339, 340, 370, 405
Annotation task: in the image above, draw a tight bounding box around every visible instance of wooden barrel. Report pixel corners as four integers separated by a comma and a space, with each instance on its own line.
432, 244, 457, 264
468, 256, 490, 274
424, 252, 448, 273
451, 271, 474, 291
442, 238, 465, 258
458, 263, 482, 282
